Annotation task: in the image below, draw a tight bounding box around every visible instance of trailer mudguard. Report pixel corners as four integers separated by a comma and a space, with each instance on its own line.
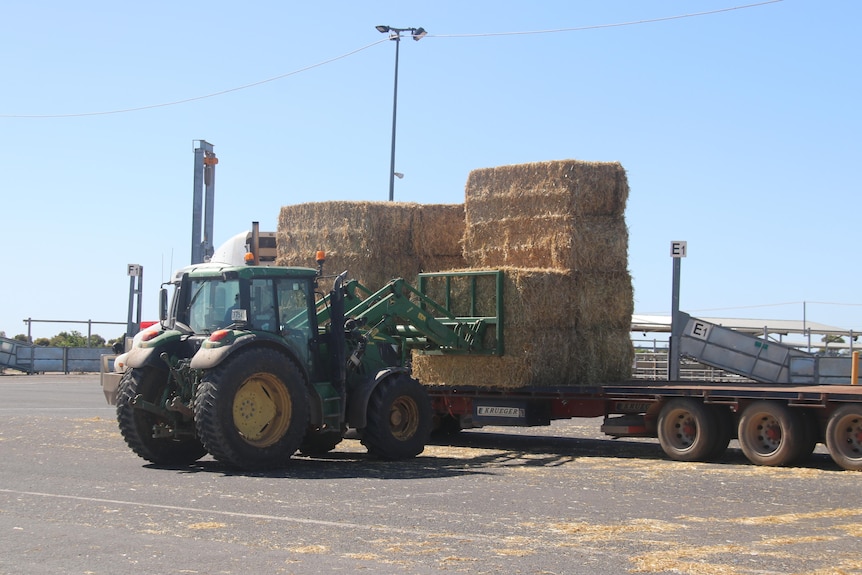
346, 367, 411, 430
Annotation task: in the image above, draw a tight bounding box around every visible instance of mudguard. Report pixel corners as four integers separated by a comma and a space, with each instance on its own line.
189, 333, 259, 370
189, 332, 319, 424
124, 330, 184, 370
347, 366, 411, 429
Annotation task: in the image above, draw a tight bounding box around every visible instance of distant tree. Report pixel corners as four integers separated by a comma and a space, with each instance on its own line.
33, 338, 50, 346
88, 334, 107, 347
50, 331, 89, 347
48, 331, 110, 347
13, 334, 30, 343
822, 334, 845, 345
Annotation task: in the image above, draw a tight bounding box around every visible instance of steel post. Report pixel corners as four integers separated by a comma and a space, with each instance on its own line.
387, 34, 401, 202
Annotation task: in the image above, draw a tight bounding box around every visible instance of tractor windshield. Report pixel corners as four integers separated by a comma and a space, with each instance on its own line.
184, 277, 241, 334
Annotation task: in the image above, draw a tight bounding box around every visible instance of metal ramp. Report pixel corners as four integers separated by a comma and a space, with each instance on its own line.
0, 336, 35, 374
676, 312, 857, 385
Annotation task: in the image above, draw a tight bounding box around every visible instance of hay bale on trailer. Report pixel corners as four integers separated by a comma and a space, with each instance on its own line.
413, 158, 635, 388
412, 267, 634, 388
277, 201, 466, 290
463, 160, 629, 272
412, 327, 634, 389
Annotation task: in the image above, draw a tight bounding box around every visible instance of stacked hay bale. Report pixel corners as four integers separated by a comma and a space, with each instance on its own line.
412, 159, 634, 388
277, 201, 465, 290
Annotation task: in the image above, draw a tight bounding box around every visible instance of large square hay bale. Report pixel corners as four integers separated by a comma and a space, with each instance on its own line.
277, 201, 466, 290
463, 160, 629, 271
412, 327, 633, 389
412, 267, 634, 388
419, 267, 633, 331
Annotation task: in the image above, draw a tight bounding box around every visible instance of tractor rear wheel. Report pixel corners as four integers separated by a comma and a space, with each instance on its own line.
194, 348, 309, 470
362, 374, 432, 460
117, 367, 206, 466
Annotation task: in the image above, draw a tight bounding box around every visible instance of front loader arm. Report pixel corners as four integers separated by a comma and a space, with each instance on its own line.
351, 278, 483, 353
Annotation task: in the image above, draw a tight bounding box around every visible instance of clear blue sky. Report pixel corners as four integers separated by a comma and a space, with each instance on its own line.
1, 1, 860, 340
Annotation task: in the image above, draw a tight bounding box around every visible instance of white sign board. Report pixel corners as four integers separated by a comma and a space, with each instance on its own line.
670, 241, 687, 258
127, 264, 142, 277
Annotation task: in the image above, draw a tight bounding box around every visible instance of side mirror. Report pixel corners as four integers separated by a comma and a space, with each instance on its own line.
159, 288, 168, 322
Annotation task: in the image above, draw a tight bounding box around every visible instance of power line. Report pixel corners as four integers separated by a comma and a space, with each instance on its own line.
0, 38, 389, 119
431, 0, 783, 38
0, 0, 783, 119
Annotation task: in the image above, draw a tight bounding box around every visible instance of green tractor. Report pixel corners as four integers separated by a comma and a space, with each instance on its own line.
116, 260, 434, 470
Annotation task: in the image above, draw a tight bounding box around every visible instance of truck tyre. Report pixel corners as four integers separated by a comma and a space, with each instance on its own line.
194, 347, 309, 470
117, 367, 206, 466
706, 405, 734, 460
362, 374, 432, 460
299, 430, 343, 456
795, 409, 820, 464
737, 401, 806, 466
657, 398, 719, 462
825, 405, 862, 471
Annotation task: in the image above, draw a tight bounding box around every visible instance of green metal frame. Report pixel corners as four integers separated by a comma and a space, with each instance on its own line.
416, 270, 504, 356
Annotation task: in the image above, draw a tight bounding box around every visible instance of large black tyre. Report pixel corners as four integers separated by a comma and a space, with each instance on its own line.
657, 398, 720, 462
299, 430, 344, 456
706, 405, 734, 460
795, 409, 821, 464
431, 414, 463, 437
117, 367, 206, 465
737, 401, 807, 466
825, 405, 862, 471
361, 374, 432, 460
194, 347, 309, 470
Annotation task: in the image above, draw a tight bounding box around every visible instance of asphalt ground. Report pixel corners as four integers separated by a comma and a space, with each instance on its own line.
1, 374, 862, 575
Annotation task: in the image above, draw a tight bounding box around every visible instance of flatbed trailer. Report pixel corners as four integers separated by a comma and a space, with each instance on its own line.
391, 273, 862, 471
426, 373, 862, 472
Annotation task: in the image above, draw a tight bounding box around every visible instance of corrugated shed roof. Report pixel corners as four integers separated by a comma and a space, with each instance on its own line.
632, 314, 851, 336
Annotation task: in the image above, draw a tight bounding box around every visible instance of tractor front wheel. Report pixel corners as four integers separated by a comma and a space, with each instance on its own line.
361, 374, 432, 460
194, 348, 309, 470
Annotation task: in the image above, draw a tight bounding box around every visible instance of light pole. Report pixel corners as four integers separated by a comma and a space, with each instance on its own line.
375, 25, 426, 201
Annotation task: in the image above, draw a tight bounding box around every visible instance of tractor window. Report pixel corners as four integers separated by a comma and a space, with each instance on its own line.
277, 279, 314, 369
187, 278, 240, 334
249, 279, 277, 332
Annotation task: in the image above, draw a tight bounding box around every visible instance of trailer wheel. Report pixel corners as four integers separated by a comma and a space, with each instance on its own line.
737, 401, 806, 466
706, 405, 734, 460
825, 405, 862, 471
657, 398, 719, 462
795, 410, 820, 464
362, 374, 432, 460
194, 348, 309, 470
117, 367, 206, 466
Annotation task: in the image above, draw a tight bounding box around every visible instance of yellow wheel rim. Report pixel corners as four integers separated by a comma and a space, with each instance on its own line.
390, 396, 420, 441
232, 373, 292, 447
